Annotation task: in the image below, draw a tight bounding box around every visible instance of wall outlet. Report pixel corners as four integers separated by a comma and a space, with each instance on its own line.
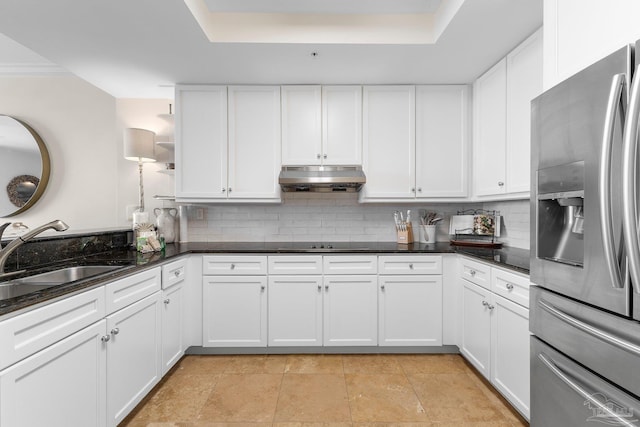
126, 205, 139, 221
195, 208, 204, 220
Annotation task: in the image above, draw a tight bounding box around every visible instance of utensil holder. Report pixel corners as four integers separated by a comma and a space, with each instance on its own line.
420, 225, 437, 244
396, 223, 414, 244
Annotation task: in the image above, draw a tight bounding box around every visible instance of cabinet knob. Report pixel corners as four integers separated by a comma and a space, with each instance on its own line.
381, 284, 385, 291
411, 188, 416, 193
409, 263, 414, 270
261, 285, 266, 292
470, 269, 476, 276
482, 300, 489, 307
111, 328, 119, 335
488, 304, 495, 310
317, 153, 321, 159
222, 188, 226, 193
228, 188, 232, 193
174, 270, 181, 277
323, 154, 327, 159
164, 298, 171, 304
325, 285, 329, 291
101, 335, 110, 343
230, 263, 235, 270
318, 284, 322, 292
506, 283, 514, 291
498, 181, 505, 187
417, 188, 422, 193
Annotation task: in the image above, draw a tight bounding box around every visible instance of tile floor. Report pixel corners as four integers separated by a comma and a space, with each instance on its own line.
120, 354, 528, 427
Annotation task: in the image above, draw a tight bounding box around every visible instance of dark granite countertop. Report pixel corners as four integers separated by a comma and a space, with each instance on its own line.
0, 241, 529, 317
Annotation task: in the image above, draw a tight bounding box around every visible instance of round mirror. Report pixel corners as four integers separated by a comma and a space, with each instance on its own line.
0, 115, 50, 217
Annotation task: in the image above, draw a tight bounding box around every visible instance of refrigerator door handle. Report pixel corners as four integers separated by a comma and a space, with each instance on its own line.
538, 352, 638, 427
622, 65, 640, 294
539, 299, 640, 356
600, 73, 627, 289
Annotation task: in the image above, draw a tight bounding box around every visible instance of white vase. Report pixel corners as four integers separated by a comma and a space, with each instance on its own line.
154, 208, 178, 243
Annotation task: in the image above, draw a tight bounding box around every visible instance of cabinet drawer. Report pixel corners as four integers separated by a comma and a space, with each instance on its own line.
492, 267, 530, 308
460, 257, 491, 289
268, 256, 323, 275
324, 256, 378, 275
378, 255, 442, 275
105, 268, 161, 314
0, 286, 106, 370
162, 258, 186, 290
202, 255, 267, 275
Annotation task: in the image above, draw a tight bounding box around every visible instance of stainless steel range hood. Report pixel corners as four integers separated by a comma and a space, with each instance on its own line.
278, 165, 366, 192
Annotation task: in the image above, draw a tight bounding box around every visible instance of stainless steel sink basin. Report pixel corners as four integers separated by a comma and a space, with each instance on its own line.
0, 265, 124, 300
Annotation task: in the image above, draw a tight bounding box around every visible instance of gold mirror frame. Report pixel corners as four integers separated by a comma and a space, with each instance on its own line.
0, 116, 50, 217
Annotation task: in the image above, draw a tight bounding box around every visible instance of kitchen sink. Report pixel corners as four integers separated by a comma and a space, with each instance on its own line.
0, 265, 125, 300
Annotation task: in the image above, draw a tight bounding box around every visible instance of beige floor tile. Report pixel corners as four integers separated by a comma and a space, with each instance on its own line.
342, 355, 404, 374
425, 404, 508, 424
346, 374, 428, 422
396, 355, 467, 375
175, 423, 272, 427
284, 355, 344, 374
123, 373, 220, 424
176, 355, 237, 375
463, 367, 528, 425
353, 422, 433, 427
408, 373, 491, 409
431, 421, 513, 427
197, 373, 282, 422
275, 374, 351, 422
224, 355, 288, 374
275, 423, 353, 427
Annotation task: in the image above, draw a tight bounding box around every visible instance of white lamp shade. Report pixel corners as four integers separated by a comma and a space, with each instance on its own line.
123, 128, 156, 162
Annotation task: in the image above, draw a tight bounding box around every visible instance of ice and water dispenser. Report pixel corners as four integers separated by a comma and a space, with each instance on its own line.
536, 161, 585, 267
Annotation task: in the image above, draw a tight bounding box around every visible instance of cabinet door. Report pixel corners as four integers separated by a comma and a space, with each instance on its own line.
506, 29, 542, 195
175, 85, 228, 200
362, 86, 416, 200
161, 283, 184, 375
0, 320, 107, 427
378, 275, 442, 346
491, 294, 530, 420
268, 275, 323, 346
281, 85, 322, 165
416, 85, 469, 198
106, 292, 162, 426
473, 59, 507, 197
202, 276, 268, 347
460, 279, 492, 377
322, 85, 362, 165
228, 86, 281, 199
323, 275, 378, 346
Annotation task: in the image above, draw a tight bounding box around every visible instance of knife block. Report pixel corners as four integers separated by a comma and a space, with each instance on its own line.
396, 223, 414, 245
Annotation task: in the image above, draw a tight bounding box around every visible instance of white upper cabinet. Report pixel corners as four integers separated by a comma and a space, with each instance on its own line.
175, 85, 281, 202
175, 85, 228, 200
361, 85, 416, 200
281, 85, 362, 166
228, 86, 281, 200
281, 86, 322, 165
416, 85, 469, 198
473, 29, 542, 199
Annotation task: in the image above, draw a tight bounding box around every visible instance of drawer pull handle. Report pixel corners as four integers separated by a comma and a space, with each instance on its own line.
506, 283, 514, 291
101, 335, 110, 343
470, 269, 476, 276
111, 328, 120, 335
164, 299, 171, 304
174, 270, 181, 277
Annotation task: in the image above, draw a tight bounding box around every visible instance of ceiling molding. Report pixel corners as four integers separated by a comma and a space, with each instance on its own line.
0, 62, 69, 76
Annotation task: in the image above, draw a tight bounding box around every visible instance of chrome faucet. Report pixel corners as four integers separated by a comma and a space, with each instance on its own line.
0, 220, 69, 275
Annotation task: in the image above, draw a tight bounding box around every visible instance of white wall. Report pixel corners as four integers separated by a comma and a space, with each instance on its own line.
544, 0, 640, 89
0, 76, 118, 235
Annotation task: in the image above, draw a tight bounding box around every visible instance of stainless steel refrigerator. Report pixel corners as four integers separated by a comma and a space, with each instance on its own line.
531, 42, 640, 426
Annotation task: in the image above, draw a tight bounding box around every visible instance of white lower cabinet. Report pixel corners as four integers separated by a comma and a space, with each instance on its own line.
202, 275, 268, 347
323, 275, 378, 346
460, 279, 492, 377
161, 282, 184, 374
268, 275, 323, 346
0, 320, 107, 427
378, 275, 442, 346
106, 291, 162, 427
459, 260, 530, 420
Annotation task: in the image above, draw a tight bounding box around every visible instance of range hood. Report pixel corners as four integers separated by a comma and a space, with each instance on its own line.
278, 165, 366, 192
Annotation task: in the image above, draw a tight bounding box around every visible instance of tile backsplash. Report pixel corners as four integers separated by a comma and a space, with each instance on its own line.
184, 194, 531, 249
